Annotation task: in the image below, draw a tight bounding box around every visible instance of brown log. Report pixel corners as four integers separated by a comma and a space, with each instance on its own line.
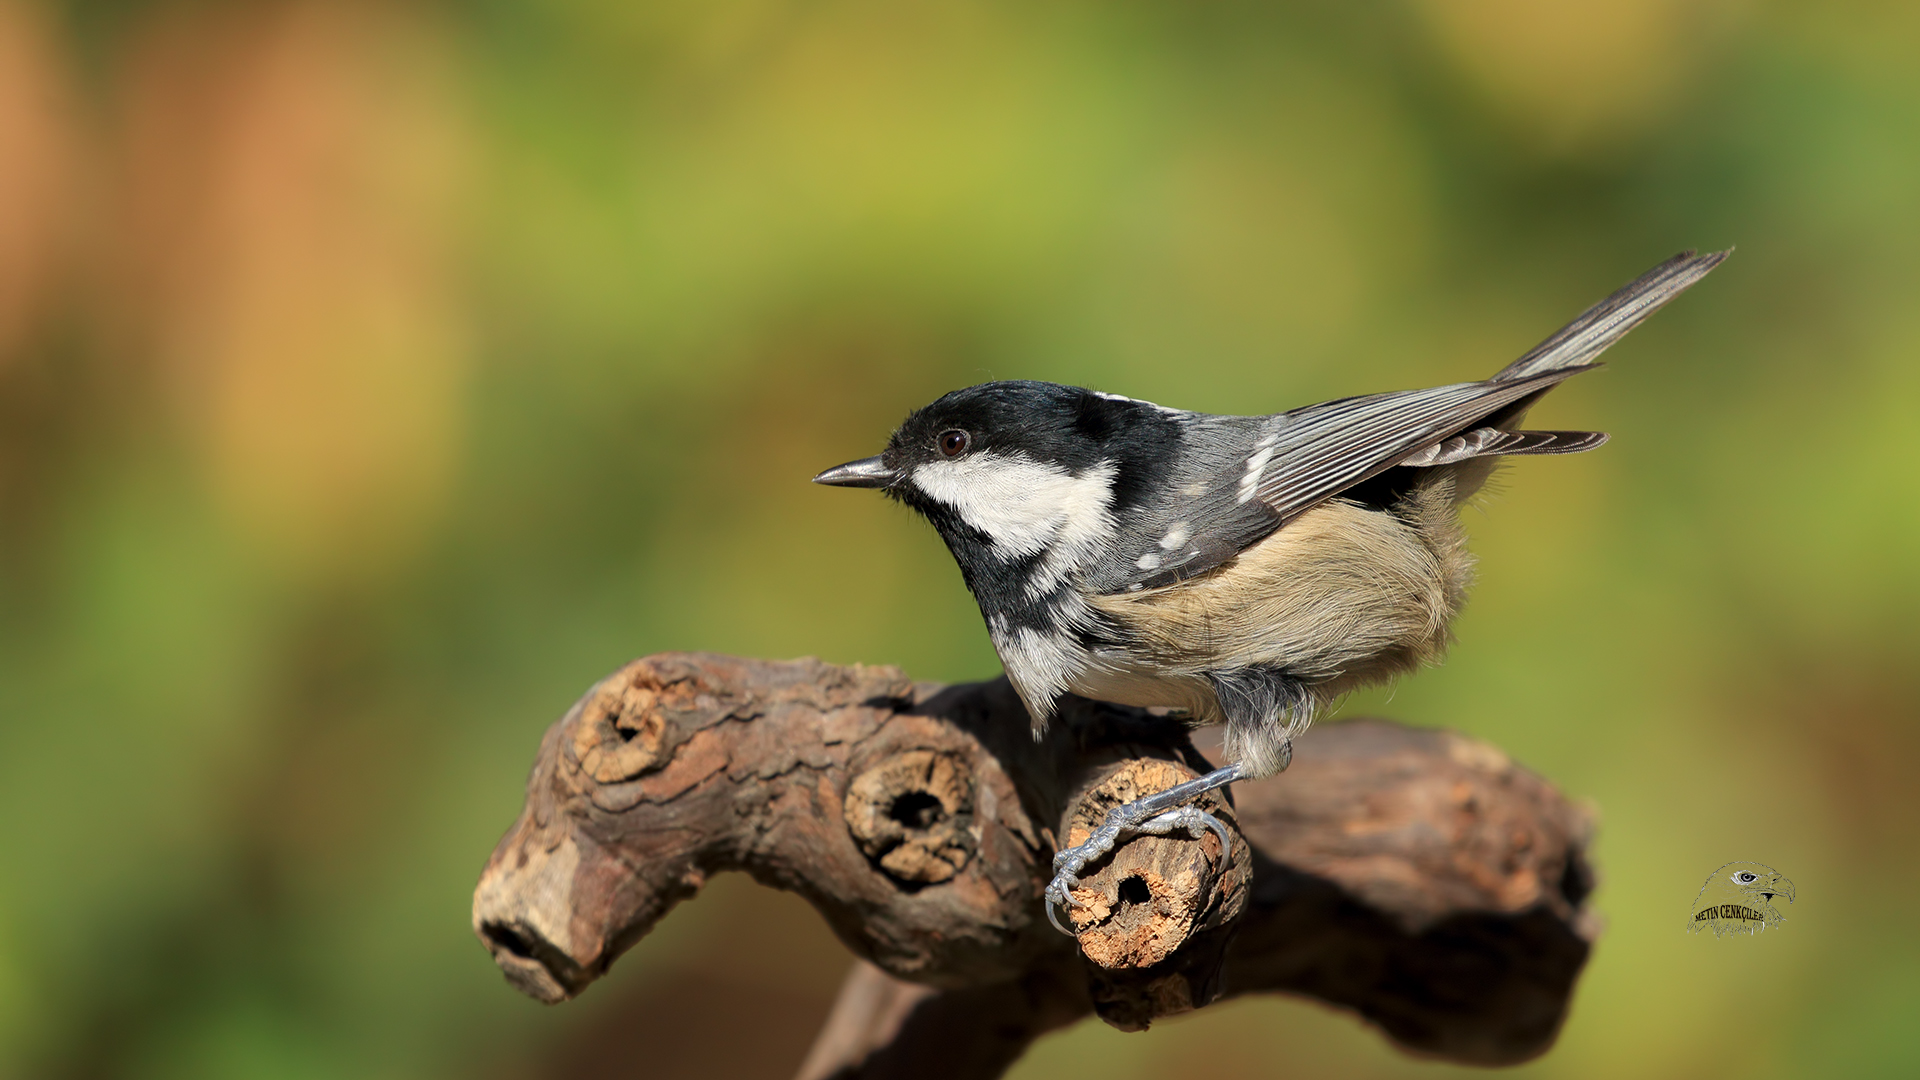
472, 653, 1595, 1077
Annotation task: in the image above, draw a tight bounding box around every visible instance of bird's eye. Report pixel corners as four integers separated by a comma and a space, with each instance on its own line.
938, 429, 971, 457
1736, 872, 1758, 884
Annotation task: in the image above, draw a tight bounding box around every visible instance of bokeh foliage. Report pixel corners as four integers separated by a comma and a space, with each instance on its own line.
1, 0, 1916, 1077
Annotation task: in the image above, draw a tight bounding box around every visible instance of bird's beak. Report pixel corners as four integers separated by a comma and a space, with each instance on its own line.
812, 455, 897, 489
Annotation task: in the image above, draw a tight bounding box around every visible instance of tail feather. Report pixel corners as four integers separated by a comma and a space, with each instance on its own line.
1399, 427, 1608, 468
1494, 249, 1729, 382
1492, 429, 1610, 456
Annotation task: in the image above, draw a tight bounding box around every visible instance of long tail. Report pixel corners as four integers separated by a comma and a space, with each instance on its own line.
1493, 249, 1730, 382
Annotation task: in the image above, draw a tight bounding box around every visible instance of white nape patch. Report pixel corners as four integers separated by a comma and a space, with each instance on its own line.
1093, 390, 1182, 415
1136, 552, 1162, 571
911, 451, 1118, 597
1159, 523, 1190, 550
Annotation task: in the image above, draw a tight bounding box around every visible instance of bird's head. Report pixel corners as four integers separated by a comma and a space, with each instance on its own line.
1722, 861, 1796, 906
813, 381, 1174, 564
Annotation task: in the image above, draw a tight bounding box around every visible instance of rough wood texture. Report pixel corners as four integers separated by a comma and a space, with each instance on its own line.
473, 652, 1596, 1077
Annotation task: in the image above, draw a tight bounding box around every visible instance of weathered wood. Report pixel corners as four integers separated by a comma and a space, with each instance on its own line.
473, 653, 1595, 1077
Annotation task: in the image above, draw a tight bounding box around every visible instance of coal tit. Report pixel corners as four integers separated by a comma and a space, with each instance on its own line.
816, 250, 1726, 931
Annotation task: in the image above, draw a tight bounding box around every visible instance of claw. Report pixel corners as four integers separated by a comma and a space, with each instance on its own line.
1044, 869, 1086, 935
1046, 894, 1073, 935
1187, 810, 1230, 855
1204, 813, 1230, 854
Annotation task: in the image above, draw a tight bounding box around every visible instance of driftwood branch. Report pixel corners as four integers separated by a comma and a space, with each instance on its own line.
473, 653, 1596, 1077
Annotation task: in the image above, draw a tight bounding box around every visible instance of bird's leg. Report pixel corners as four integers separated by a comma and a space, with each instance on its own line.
1045, 761, 1250, 935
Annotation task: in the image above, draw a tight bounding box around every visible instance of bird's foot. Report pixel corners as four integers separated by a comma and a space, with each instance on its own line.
1044, 763, 1246, 936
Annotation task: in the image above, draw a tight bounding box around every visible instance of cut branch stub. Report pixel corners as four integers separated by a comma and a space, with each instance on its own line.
571, 674, 671, 783
844, 751, 976, 885
1054, 756, 1252, 1031
1059, 758, 1248, 958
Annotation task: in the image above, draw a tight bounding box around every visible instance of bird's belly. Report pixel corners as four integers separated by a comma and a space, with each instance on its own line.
1067, 659, 1214, 715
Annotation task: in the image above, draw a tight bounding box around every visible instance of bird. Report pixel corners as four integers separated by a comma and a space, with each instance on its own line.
1688, 861, 1794, 936
814, 250, 1728, 933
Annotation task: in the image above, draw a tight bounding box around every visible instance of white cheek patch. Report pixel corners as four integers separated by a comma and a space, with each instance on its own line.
914, 450, 1112, 719
911, 452, 1117, 565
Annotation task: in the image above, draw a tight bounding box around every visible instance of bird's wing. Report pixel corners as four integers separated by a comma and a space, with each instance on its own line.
1100, 251, 1728, 593
1248, 365, 1593, 526
1098, 370, 1593, 593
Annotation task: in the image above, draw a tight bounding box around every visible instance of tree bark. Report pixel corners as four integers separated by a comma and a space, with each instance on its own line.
472, 653, 1595, 1077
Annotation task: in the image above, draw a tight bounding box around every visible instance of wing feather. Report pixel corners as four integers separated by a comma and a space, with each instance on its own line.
1251, 366, 1590, 524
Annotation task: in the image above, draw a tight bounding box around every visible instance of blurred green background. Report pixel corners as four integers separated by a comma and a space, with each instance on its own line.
1, 0, 1915, 1077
